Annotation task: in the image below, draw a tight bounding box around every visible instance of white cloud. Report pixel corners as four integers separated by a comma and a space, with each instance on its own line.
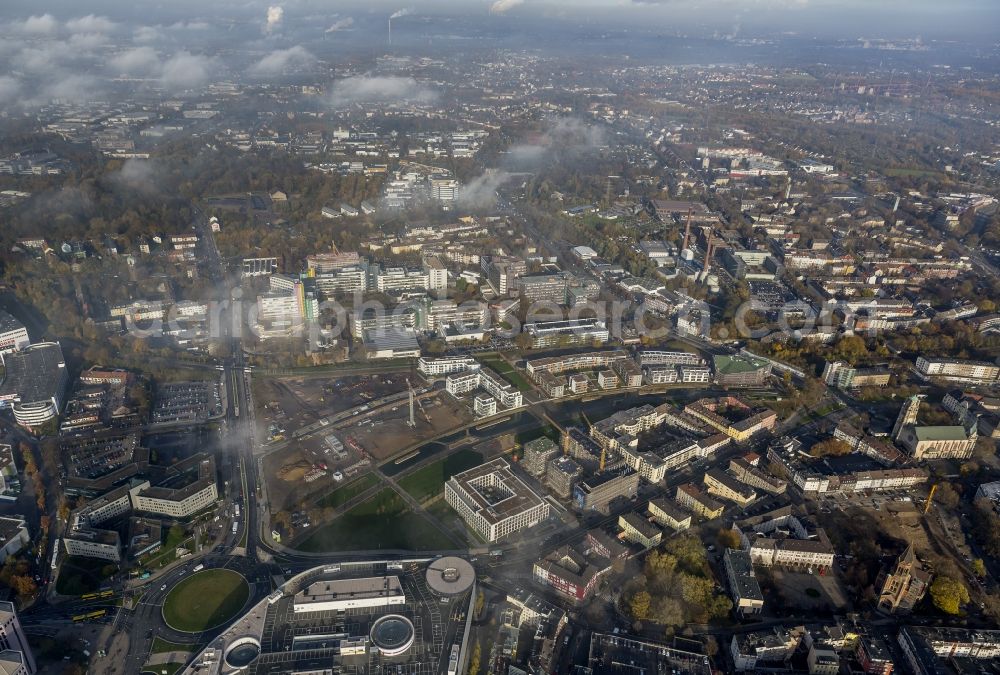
110, 47, 161, 75
12, 14, 59, 35
38, 75, 101, 104
133, 26, 162, 43
66, 15, 117, 34
67, 32, 110, 52
328, 75, 436, 106
0, 77, 22, 101
160, 51, 213, 90
249, 46, 314, 76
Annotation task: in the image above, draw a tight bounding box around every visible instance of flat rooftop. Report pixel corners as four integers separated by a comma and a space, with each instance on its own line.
0, 342, 65, 404
296, 576, 404, 606
447, 458, 547, 526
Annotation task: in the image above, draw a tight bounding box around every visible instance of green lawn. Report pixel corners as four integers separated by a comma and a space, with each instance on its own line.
56, 557, 118, 596
885, 167, 945, 179
150, 638, 200, 654
477, 354, 534, 392
427, 499, 484, 543
162, 569, 249, 633
142, 663, 186, 675
295, 488, 456, 552
515, 425, 559, 446
316, 474, 379, 509
139, 526, 191, 570
398, 450, 483, 502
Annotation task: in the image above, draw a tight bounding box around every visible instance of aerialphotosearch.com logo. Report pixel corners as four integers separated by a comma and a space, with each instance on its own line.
120, 290, 871, 352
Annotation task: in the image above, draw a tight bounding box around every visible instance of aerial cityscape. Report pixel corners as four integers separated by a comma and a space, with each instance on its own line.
1, 0, 1000, 673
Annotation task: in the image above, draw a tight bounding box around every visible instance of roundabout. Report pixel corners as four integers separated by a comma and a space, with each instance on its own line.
162, 568, 251, 633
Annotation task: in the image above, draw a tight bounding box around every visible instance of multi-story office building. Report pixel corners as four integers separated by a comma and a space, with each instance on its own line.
738, 510, 835, 572
306, 251, 362, 273
312, 266, 368, 294
484, 257, 526, 296
0, 601, 36, 674
523, 437, 560, 479
64, 528, 121, 562
523, 319, 609, 349
728, 457, 787, 495
533, 545, 613, 603
445, 368, 523, 409
131, 455, 218, 518
822, 361, 891, 390
856, 636, 895, 675
417, 356, 479, 377
546, 456, 583, 498
644, 365, 678, 385
898, 627, 1000, 673
423, 256, 449, 295
0, 342, 68, 428
675, 483, 725, 519
915, 356, 1000, 384
713, 354, 773, 387
376, 267, 428, 294
241, 257, 278, 277
518, 274, 567, 304
349, 306, 419, 338
647, 498, 692, 532
618, 512, 663, 549
638, 350, 705, 367
573, 469, 639, 514
425, 300, 488, 332
0, 312, 29, 355
704, 468, 757, 506
0, 518, 29, 564
445, 459, 550, 542
684, 397, 777, 443
724, 548, 764, 617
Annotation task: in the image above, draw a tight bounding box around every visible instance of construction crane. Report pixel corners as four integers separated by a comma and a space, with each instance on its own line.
406, 379, 416, 428
924, 483, 938, 514
406, 379, 430, 427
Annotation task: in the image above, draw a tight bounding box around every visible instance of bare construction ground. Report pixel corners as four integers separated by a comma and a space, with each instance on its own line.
346, 391, 473, 461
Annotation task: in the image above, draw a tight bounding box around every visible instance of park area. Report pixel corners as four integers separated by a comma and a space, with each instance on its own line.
398, 449, 483, 503
294, 488, 457, 552
162, 569, 250, 633
477, 353, 533, 392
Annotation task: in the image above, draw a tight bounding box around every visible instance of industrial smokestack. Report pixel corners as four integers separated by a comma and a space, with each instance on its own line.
703, 237, 714, 274
388, 17, 392, 46
682, 208, 692, 252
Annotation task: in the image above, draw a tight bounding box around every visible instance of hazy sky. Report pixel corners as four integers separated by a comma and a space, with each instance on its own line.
1, 0, 996, 109
1, 0, 998, 40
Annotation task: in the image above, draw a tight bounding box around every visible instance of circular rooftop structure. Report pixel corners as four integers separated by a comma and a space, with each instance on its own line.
224, 637, 261, 670
370, 615, 415, 657
425, 556, 475, 596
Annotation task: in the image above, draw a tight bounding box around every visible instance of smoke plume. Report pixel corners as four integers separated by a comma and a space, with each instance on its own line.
265, 5, 284, 33
490, 0, 526, 14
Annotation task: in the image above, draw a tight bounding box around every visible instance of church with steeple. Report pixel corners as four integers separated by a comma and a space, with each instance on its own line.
875, 544, 933, 614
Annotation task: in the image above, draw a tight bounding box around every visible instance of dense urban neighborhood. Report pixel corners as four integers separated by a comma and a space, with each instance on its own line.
1, 1, 1000, 674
